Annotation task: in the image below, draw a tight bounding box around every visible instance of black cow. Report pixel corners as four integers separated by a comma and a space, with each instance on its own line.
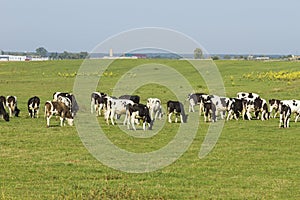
6, 96, 20, 117
119, 95, 140, 104
0, 101, 9, 121
167, 100, 187, 123
226, 98, 246, 120
27, 96, 40, 118
127, 103, 153, 130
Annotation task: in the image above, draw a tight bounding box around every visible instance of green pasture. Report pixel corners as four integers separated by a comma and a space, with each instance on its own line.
1, 59, 300, 199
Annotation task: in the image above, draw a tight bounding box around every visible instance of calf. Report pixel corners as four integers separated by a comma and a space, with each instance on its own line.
91, 92, 107, 116
44, 101, 73, 127
187, 93, 206, 113
53, 92, 79, 117
6, 96, 20, 117
0, 101, 9, 121
269, 99, 281, 118
167, 100, 187, 123
279, 100, 300, 122
146, 98, 163, 121
119, 95, 140, 104
279, 104, 291, 128
127, 103, 153, 130
105, 97, 134, 125
27, 96, 40, 118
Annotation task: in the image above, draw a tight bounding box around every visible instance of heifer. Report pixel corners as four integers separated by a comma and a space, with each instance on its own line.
147, 98, 163, 121
105, 97, 134, 125
269, 99, 281, 118
91, 92, 107, 116
27, 96, 40, 118
119, 95, 140, 104
279, 100, 300, 122
53, 92, 79, 117
187, 93, 206, 113
167, 100, 187, 123
127, 103, 153, 131
0, 101, 9, 121
279, 103, 291, 128
6, 96, 20, 117
44, 101, 73, 127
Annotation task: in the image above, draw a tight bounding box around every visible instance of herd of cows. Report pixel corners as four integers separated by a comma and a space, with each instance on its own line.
0, 91, 299, 129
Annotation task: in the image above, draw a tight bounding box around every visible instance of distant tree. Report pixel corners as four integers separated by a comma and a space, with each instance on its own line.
194, 48, 203, 59
0, 50, 4, 55
224, 55, 231, 60
211, 56, 220, 60
36, 47, 48, 57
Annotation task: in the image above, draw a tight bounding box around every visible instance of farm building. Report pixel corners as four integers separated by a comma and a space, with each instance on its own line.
0, 55, 26, 61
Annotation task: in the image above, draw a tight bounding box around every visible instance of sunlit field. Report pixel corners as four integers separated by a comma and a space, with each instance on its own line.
1, 59, 300, 199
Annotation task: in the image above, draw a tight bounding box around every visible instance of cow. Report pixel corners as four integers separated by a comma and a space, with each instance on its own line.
187, 93, 207, 113
105, 97, 134, 125
200, 95, 231, 121
127, 103, 153, 131
279, 100, 300, 123
226, 98, 247, 120
44, 101, 73, 127
119, 95, 140, 104
0, 101, 9, 122
53, 92, 79, 117
146, 98, 163, 121
269, 99, 281, 118
279, 103, 291, 128
167, 100, 187, 123
27, 96, 40, 118
6, 96, 20, 117
244, 97, 269, 120
203, 101, 217, 122
91, 92, 107, 116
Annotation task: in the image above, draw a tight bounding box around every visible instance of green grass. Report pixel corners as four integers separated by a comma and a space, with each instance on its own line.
1, 59, 300, 199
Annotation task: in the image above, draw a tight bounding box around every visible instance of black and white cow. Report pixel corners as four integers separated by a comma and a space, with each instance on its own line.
127, 103, 153, 131
53, 92, 79, 117
226, 98, 247, 120
167, 100, 187, 123
279, 103, 291, 128
146, 98, 163, 121
279, 100, 300, 123
244, 97, 269, 120
91, 92, 107, 116
0, 100, 9, 122
203, 101, 217, 122
187, 93, 207, 113
269, 99, 281, 118
6, 96, 20, 117
119, 95, 140, 104
27, 96, 40, 118
200, 95, 231, 121
44, 101, 74, 127
105, 97, 134, 125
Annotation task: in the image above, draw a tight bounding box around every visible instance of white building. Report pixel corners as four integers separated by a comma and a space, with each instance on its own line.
0, 55, 26, 61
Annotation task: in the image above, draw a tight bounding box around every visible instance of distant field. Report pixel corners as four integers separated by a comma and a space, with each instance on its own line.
1, 59, 300, 199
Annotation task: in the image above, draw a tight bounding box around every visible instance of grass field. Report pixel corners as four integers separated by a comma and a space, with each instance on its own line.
1, 59, 300, 199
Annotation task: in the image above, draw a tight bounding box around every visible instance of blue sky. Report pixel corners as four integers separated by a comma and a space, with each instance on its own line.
1, 0, 300, 54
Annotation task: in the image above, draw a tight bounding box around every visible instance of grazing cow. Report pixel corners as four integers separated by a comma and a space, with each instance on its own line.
105, 97, 134, 125
91, 92, 107, 116
279, 103, 291, 128
187, 93, 207, 113
226, 98, 247, 120
200, 95, 231, 121
127, 103, 153, 130
146, 98, 163, 121
0, 101, 9, 121
203, 101, 216, 122
27, 96, 40, 118
6, 96, 20, 117
53, 92, 79, 117
279, 100, 300, 122
167, 100, 187, 123
244, 97, 269, 120
119, 95, 140, 104
44, 101, 73, 127
269, 99, 281, 118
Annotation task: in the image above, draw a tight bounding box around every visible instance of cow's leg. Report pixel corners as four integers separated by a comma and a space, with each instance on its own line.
60, 117, 64, 126
175, 114, 178, 123
199, 103, 203, 116
46, 115, 52, 127
279, 113, 283, 128
110, 112, 115, 125
180, 114, 184, 123
168, 113, 172, 123
294, 112, 300, 123
131, 113, 137, 130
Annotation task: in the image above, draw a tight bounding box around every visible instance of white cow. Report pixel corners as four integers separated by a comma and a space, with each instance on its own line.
279, 100, 300, 122
105, 97, 134, 125
146, 98, 163, 121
